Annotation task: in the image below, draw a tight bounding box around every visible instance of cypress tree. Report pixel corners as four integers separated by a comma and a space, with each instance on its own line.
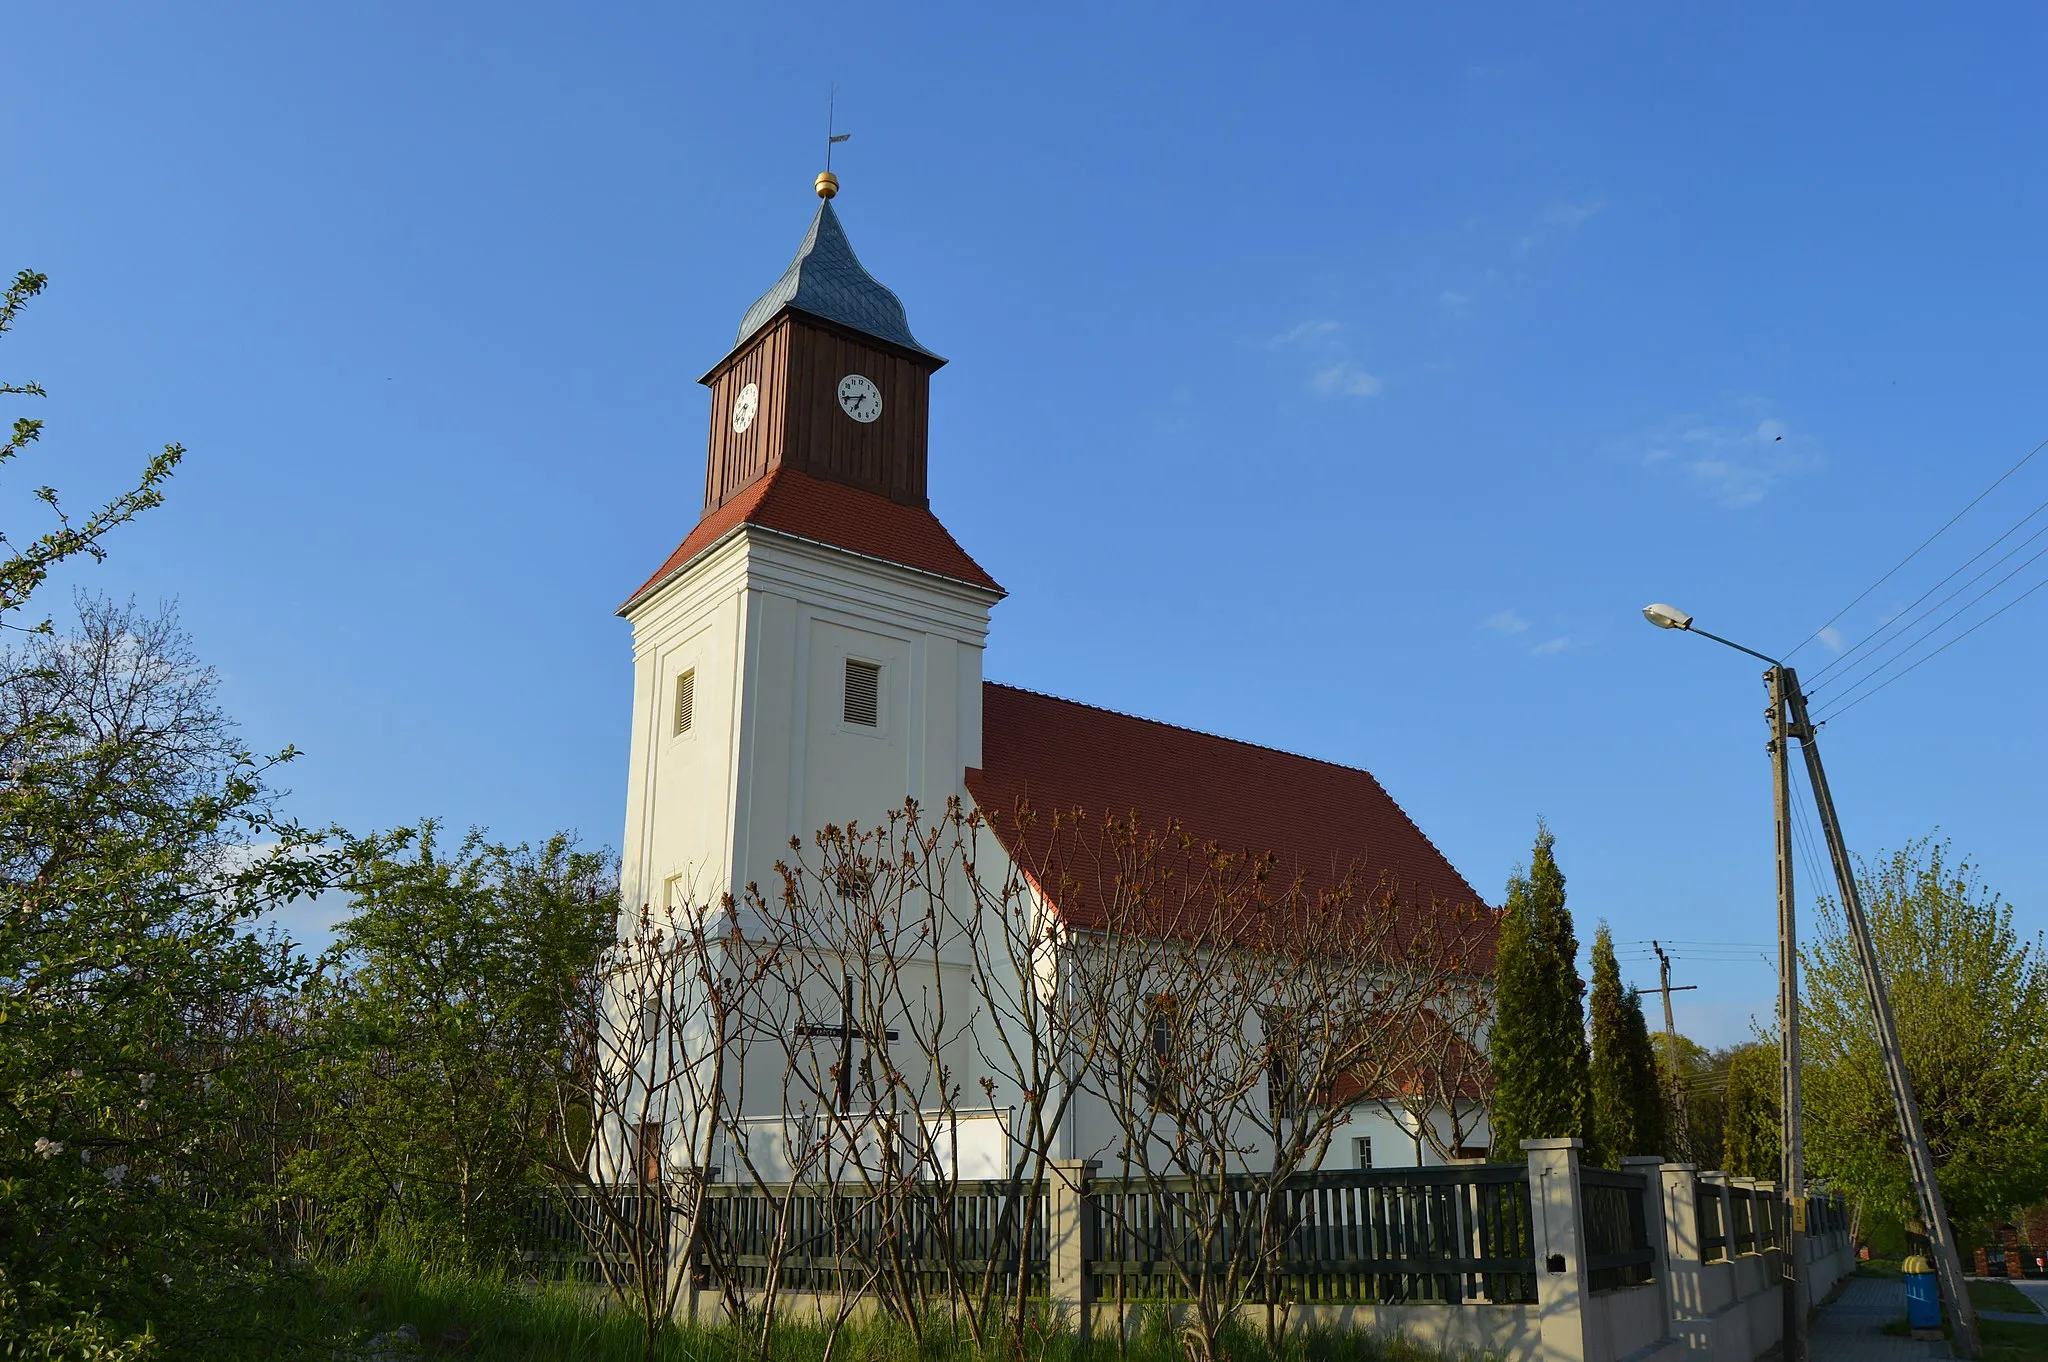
1589, 924, 1669, 1164
1621, 985, 1667, 1157
1488, 824, 1591, 1158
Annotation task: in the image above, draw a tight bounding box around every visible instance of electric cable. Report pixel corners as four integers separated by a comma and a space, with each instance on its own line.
1808, 515, 2048, 698
1812, 538, 2048, 716
1804, 491, 2048, 689
1816, 570, 2048, 725
1784, 432, 2048, 662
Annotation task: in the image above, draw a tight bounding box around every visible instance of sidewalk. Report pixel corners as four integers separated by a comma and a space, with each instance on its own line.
1807, 1276, 1949, 1361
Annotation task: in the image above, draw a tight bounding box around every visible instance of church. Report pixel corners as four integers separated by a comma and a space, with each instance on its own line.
615, 174, 1495, 1175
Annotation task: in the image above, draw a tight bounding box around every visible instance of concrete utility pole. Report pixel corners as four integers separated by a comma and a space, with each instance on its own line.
1784, 678, 1981, 1360
1642, 603, 1981, 1361
1646, 941, 1698, 1161
1769, 667, 1809, 1362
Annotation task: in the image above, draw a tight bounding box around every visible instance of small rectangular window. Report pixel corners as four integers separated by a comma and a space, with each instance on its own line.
673, 669, 695, 736
1354, 1136, 1373, 1170
843, 658, 880, 727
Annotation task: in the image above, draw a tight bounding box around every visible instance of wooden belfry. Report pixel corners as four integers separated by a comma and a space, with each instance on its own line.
695, 162, 946, 515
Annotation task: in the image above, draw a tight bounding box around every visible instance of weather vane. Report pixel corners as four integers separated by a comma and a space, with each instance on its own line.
817, 85, 850, 199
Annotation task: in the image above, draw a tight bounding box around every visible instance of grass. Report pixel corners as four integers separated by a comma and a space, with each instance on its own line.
220, 1253, 1496, 1362
1885, 1317, 2048, 1362
1975, 1280, 2044, 1315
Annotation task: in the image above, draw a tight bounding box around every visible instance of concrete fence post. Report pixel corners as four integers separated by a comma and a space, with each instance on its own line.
1657, 1163, 1707, 1349
1524, 1138, 1592, 1362
1048, 1159, 1099, 1340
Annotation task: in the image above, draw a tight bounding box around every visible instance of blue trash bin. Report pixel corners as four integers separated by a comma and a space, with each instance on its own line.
1902, 1256, 1941, 1332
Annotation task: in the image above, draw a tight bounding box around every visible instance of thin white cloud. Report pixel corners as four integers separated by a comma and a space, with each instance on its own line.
1311, 362, 1382, 398
1268, 319, 1342, 348
1483, 610, 1531, 636
1517, 198, 1607, 253
1483, 611, 1574, 657
1818, 625, 1846, 654
1637, 413, 1821, 508
1540, 198, 1606, 230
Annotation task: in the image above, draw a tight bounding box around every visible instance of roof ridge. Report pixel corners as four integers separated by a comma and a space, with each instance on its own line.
984, 680, 1394, 781
980, 680, 1487, 908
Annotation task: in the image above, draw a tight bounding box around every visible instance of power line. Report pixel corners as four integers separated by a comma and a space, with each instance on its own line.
1789, 781, 1835, 920
1623, 939, 1773, 949
1784, 432, 2048, 662
1809, 520, 2048, 699
1816, 571, 2048, 724
1805, 490, 2048, 689
1812, 540, 2048, 719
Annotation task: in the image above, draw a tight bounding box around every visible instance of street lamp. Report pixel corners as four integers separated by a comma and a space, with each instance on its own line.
1642, 603, 1807, 1361
1640, 603, 1980, 1361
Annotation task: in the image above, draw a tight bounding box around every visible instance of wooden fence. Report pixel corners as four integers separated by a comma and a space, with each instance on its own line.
1089, 1164, 1537, 1306
517, 1186, 671, 1286
694, 1178, 1050, 1300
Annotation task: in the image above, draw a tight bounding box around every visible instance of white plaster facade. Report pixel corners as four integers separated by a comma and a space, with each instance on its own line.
619, 527, 998, 922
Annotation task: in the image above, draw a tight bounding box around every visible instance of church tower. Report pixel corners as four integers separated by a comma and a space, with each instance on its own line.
617, 179, 1002, 921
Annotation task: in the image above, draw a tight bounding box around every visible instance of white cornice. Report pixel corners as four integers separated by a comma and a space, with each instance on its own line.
626, 526, 995, 656
619, 519, 1002, 622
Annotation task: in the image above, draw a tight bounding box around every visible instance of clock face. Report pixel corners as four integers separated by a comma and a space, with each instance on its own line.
836, 373, 882, 424
731, 381, 759, 435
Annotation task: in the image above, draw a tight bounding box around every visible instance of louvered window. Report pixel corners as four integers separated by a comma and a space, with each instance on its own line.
673, 669, 695, 736
842, 658, 880, 727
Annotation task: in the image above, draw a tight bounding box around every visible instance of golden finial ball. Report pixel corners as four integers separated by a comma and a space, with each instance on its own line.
814, 171, 839, 200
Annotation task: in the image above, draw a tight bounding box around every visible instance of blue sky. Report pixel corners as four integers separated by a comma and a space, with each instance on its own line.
9, 4, 2047, 1045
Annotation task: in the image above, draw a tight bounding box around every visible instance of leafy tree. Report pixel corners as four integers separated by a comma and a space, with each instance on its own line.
1589, 924, 1666, 1163
1720, 1041, 1780, 1180
1, 269, 326, 1355
0, 272, 180, 628
1802, 837, 2048, 1234
293, 824, 615, 1261
1489, 824, 1590, 1158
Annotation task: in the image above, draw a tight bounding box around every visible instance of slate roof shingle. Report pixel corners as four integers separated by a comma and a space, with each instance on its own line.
732, 201, 941, 362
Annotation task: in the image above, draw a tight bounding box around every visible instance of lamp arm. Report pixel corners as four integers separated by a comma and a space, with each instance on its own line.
1684, 624, 1782, 666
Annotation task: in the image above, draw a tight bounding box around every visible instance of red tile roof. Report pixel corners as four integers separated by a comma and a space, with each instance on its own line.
966, 684, 1493, 954
619, 469, 1003, 614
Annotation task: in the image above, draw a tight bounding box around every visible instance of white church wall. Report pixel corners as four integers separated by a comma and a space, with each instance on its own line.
621, 528, 994, 928
620, 527, 1000, 1159
620, 534, 754, 919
